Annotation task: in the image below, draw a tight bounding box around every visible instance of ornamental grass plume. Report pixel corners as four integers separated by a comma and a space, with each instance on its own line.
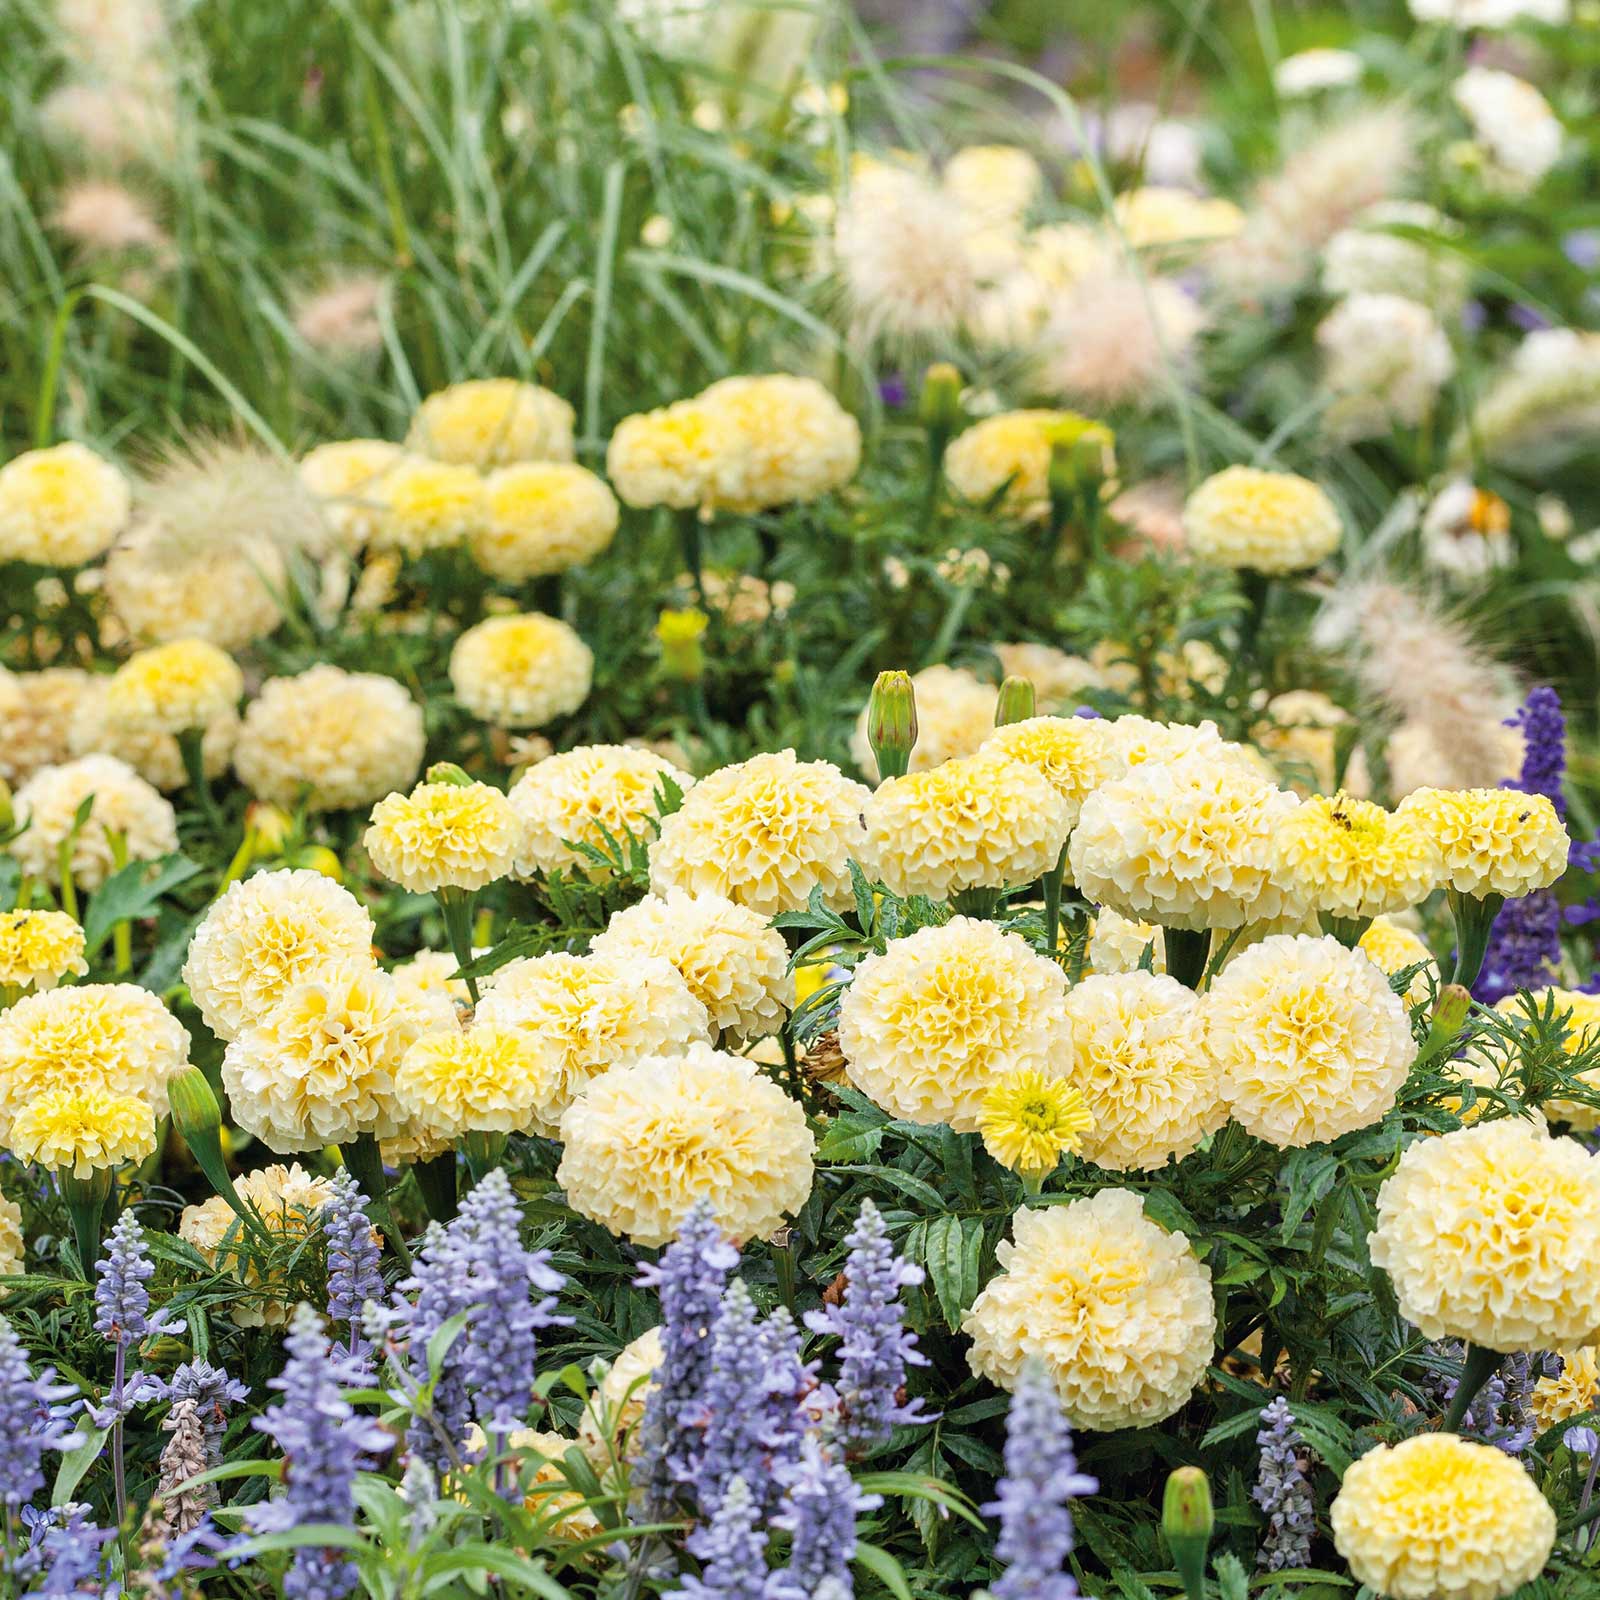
290, 273, 386, 359
1041, 270, 1205, 412
1252, 1397, 1314, 1571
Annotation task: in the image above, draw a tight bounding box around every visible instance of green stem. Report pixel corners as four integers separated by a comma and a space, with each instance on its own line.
342, 1134, 412, 1270
178, 727, 223, 834
1443, 1343, 1502, 1434
413, 1152, 459, 1223
1447, 888, 1503, 992
1164, 926, 1212, 992
677, 509, 705, 607
436, 887, 481, 1004
1319, 912, 1372, 950
1043, 841, 1069, 960
60, 1167, 111, 1280
107, 830, 132, 976
462, 1130, 506, 1186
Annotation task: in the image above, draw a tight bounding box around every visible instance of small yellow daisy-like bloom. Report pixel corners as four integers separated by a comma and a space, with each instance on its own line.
1493, 988, 1600, 1130
1331, 1434, 1554, 1600
407, 378, 575, 469
606, 400, 733, 510
1359, 916, 1439, 1006
471, 462, 619, 581
1531, 1347, 1600, 1442
1274, 792, 1442, 921
104, 638, 243, 737
366, 778, 521, 893
0, 909, 87, 992
1182, 465, 1342, 574
1397, 786, 1569, 900
8, 1087, 156, 1176
978, 1069, 1094, 1178
0, 442, 130, 566
849, 663, 996, 780
394, 1025, 548, 1140
979, 715, 1125, 828
299, 439, 406, 552
373, 456, 485, 556
448, 613, 594, 730
10, 754, 178, 890
943, 410, 1085, 522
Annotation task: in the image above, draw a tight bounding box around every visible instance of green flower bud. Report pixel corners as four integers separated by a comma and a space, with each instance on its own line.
994, 675, 1036, 727
425, 762, 474, 788
167, 1067, 222, 1142
1163, 1466, 1214, 1600
917, 362, 964, 436
867, 670, 918, 782
656, 608, 709, 682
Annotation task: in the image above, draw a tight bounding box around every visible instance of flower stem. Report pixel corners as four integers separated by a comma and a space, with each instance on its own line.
436, 886, 481, 1004
413, 1152, 458, 1224
1442, 1343, 1502, 1434
677, 508, 705, 607
1164, 926, 1211, 992
1042, 841, 1069, 960
1447, 887, 1503, 992
342, 1134, 412, 1271
178, 727, 222, 834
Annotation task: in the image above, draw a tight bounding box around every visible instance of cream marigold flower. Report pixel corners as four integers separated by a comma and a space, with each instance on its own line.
980, 716, 1125, 828
0, 442, 130, 566
1274, 793, 1442, 921
1206, 933, 1415, 1148
1530, 1347, 1599, 1442
1331, 1434, 1554, 1600
864, 753, 1072, 901
464, 1429, 603, 1539
579, 1326, 663, 1466
388, 950, 471, 1010
471, 462, 619, 581
0, 667, 98, 785
67, 686, 238, 794
448, 613, 593, 729
299, 440, 405, 552
509, 744, 691, 878
695, 375, 860, 513
0, 910, 87, 992
366, 778, 521, 893
1397, 787, 1569, 900
372, 456, 484, 556
1086, 909, 1166, 974
475, 951, 712, 1135
849, 664, 996, 780
963, 1190, 1216, 1430
104, 638, 242, 736
605, 400, 733, 510
649, 751, 871, 917
1183, 466, 1342, 574
235, 665, 426, 812
556, 1041, 815, 1247
407, 378, 575, 469
1062, 971, 1225, 1170
943, 410, 1071, 521
978, 1069, 1094, 1178
1101, 714, 1235, 772
1372, 1119, 1600, 1350
1359, 916, 1440, 1006
838, 918, 1071, 1132
394, 1025, 549, 1140
1253, 688, 1352, 794
8, 1087, 155, 1176
1452, 65, 1562, 188
1069, 753, 1304, 932
1113, 185, 1242, 250
591, 889, 792, 1045
10, 755, 177, 890
0, 1195, 23, 1276
182, 868, 377, 1043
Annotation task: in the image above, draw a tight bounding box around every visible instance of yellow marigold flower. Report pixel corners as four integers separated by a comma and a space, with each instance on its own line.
1531, 1347, 1599, 1442
1492, 988, 1600, 1131
407, 378, 575, 469
1182, 466, 1342, 574
648, 751, 871, 917
578, 1326, 662, 1467
849, 664, 997, 780
104, 637, 243, 739
0, 1194, 23, 1276
8, 1087, 155, 1175
1253, 688, 1352, 795
1331, 1434, 1554, 1600
388, 950, 471, 1010
1274, 792, 1442, 921
1086, 909, 1165, 974
0, 666, 97, 786
695, 374, 861, 513
394, 1025, 548, 1140
9, 754, 177, 890
0, 909, 87, 992
963, 1190, 1216, 1430
1359, 915, 1439, 1006
373, 455, 484, 556
1102, 713, 1235, 772
606, 400, 734, 510
1113, 185, 1243, 249
990, 643, 1104, 715
980, 715, 1126, 827
1397, 786, 1569, 900
978, 1069, 1094, 1178
943, 410, 1080, 521
460, 1427, 603, 1539
471, 462, 619, 580
365, 778, 521, 893
556, 1041, 815, 1247
838, 918, 1071, 1132
299, 439, 405, 552
864, 753, 1072, 901
944, 143, 1042, 224
182, 868, 377, 1042
1206, 933, 1415, 1149
1090, 638, 1230, 701
68, 681, 238, 795
0, 442, 130, 566
448, 613, 593, 730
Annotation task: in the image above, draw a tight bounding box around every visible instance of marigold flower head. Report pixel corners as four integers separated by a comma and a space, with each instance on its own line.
388, 950, 471, 1010
394, 1025, 549, 1140
980, 715, 1126, 827
8, 1087, 156, 1176
990, 643, 1103, 714
694, 374, 860, 513
1397, 787, 1569, 899
0, 666, 97, 785
1086, 908, 1166, 974
849, 664, 997, 780
1253, 688, 1352, 794
104, 638, 242, 737
943, 410, 1077, 521
365, 777, 521, 893
407, 378, 575, 469
1274, 793, 1442, 920
556, 1041, 815, 1247
0, 442, 130, 567
67, 682, 237, 795
963, 1190, 1216, 1430
471, 462, 619, 580
299, 439, 405, 552
605, 400, 733, 510
10, 754, 177, 890
1331, 1433, 1554, 1600
373, 456, 484, 556
979, 1070, 1094, 1178
448, 613, 593, 729
0, 1195, 22, 1276
578, 1325, 663, 1466
1359, 916, 1439, 1006
1182, 466, 1342, 574
0, 910, 87, 992
1113, 185, 1242, 249
1530, 1347, 1599, 1442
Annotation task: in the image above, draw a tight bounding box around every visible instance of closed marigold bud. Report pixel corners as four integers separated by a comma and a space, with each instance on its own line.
994, 675, 1036, 728
168, 1067, 222, 1142
867, 670, 917, 782
917, 362, 964, 435
1163, 1466, 1214, 1600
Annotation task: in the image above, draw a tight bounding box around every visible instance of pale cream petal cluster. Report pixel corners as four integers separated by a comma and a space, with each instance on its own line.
234, 666, 426, 812
980, 715, 1126, 828
394, 1025, 549, 1139
449, 613, 593, 729
183, 869, 377, 1042
943, 410, 1067, 521
475, 950, 712, 1135
605, 400, 737, 510
1253, 688, 1352, 795
509, 743, 691, 878
0, 910, 87, 992
8, 1087, 156, 1176
0, 667, 98, 785
865, 753, 1072, 900
68, 683, 238, 793
1359, 916, 1440, 1006
1274, 793, 1442, 920
1206, 934, 1415, 1148
556, 1041, 815, 1247
1331, 1434, 1554, 1600
1069, 754, 1304, 932
849, 664, 996, 779
388, 950, 471, 1011
0, 1195, 24, 1276
579, 1326, 663, 1466
0, 442, 130, 566
1182, 466, 1342, 574
1062, 971, 1224, 1170
591, 889, 792, 1045
365, 778, 521, 892
299, 439, 405, 552
694, 375, 860, 513
1371, 1119, 1600, 1350
104, 638, 243, 735
1086, 909, 1166, 974
963, 1191, 1217, 1430
1101, 714, 1255, 774
407, 378, 576, 468
471, 462, 619, 580
372, 456, 484, 556
1397, 787, 1569, 899
991, 643, 1104, 714
837, 918, 1071, 1132
649, 751, 871, 917
10, 755, 177, 890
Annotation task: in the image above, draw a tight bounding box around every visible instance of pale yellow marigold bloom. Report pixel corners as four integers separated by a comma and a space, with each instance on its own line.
8, 1087, 155, 1176
1086, 909, 1166, 974
579, 1326, 663, 1467
1206, 933, 1415, 1149
461, 1428, 602, 1539
864, 753, 1072, 900
475, 951, 712, 1136
299, 439, 405, 552
1182, 466, 1342, 574
448, 613, 593, 729
182, 868, 377, 1042
1090, 638, 1230, 700
849, 664, 996, 780
1331, 1434, 1554, 1600
472, 462, 619, 580
591, 889, 792, 1045
944, 143, 1041, 224
1372, 1118, 1600, 1350
394, 1025, 549, 1140
1063, 971, 1225, 1170
366, 778, 521, 892
696, 374, 861, 513
1274, 793, 1442, 920
556, 1041, 815, 1247
1531, 1347, 1599, 1441
104, 638, 242, 736
1359, 916, 1439, 1006
649, 751, 871, 917
1493, 988, 1600, 1130
978, 1069, 1094, 1178
509, 743, 691, 878
1113, 185, 1243, 249
373, 456, 484, 556
980, 715, 1125, 827
1397, 786, 1569, 899
10, 754, 177, 890
407, 378, 575, 469
0, 1194, 23, 1276
963, 1190, 1216, 1430
1253, 688, 1352, 795
0, 910, 87, 992
838, 918, 1072, 1133
388, 950, 471, 1010
943, 410, 1071, 521
0, 666, 97, 785
0, 442, 130, 566
606, 400, 734, 510
1101, 714, 1233, 772
990, 643, 1104, 713
67, 686, 238, 795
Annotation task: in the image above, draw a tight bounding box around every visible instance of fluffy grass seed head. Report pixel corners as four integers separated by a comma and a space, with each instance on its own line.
406, 378, 575, 469
10, 754, 177, 890
1275, 793, 1442, 920
7, 1087, 156, 1177
1183, 466, 1342, 574
696, 374, 861, 512
979, 1069, 1094, 1179
472, 462, 619, 581
448, 613, 593, 729
1317, 292, 1455, 442
980, 715, 1126, 828
849, 663, 997, 780
393, 1025, 550, 1140
365, 777, 521, 893
1397, 787, 1569, 899
0, 442, 130, 566
605, 400, 735, 510
1359, 916, 1440, 1006
104, 638, 242, 736
963, 1189, 1217, 1430
0, 910, 87, 992
372, 455, 485, 556
1042, 271, 1206, 412
290, 274, 386, 359
299, 440, 405, 552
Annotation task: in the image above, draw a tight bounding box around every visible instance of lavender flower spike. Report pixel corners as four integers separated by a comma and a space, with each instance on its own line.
391, 1220, 477, 1474
987, 1359, 1096, 1600
0, 1314, 83, 1510
1252, 1396, 1315, 1571
767, 1436, 882, 1600
323, 1168, 385, 1347
675, 1474, 770, 1600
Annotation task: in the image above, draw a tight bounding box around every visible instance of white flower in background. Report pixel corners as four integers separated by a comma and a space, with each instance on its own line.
1421, 480, 1514, 582
1459, 328, 1600, 470
1413, 0, 1567, 23
1452, 67, 1562, 188
1274, 49, 1363, 97
943, 145, 1042, 228
1317, 293, 1454, 441
1321, 202, 1468, 313
1095, 104, 1204, 189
